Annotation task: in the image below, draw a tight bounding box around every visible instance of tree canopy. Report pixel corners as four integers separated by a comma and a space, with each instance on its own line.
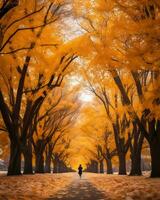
0, 0, 160, 177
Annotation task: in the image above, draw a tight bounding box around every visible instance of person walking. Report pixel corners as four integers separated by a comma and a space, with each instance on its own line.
78, 164, 83, 178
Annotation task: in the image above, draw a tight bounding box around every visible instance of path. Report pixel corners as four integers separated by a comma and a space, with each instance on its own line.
47, 174, 106, 200
1, 172, 160, 199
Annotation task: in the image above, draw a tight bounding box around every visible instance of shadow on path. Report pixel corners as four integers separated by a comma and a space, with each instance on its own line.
46, 177, 106, 200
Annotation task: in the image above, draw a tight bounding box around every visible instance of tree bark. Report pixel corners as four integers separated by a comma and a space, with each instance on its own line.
129, 127, 144, 176
7, 140, 21, 176
59, 162, 62, 173
45, 143, 54, 173
35, 153, 44, 173
150, 138, 160, 177
45, 155, 52, 173
99, 160, 104, 173
34, 139, 46, 173
118, 153, 126, 175
93, 160, 98, 173
53, 156, 59, 173
23, 142, 33, 174
106, 158, 113, 174
130, 153, 142, 176
112, 122, 127, 175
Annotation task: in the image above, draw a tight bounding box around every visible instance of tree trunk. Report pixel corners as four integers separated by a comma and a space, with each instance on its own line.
130, 130, 144, 176
106, 158, 113, 174
130, 153, 142, 176
93, 160, 98, 173
45, 155, 52, 173
99, 160, 104, 173
59, 161, 62, 173
7, 140, 21, 176
118, 153, 126, 175
112, 121, 127, 175
23, 142, 33, 174
53, 159, 59, 173
150, 138, 160, 177
35, 153, 44, 173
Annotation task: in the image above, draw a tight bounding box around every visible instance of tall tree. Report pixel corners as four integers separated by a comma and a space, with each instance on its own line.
73, 0, 160, 177
0, 0, 76, 175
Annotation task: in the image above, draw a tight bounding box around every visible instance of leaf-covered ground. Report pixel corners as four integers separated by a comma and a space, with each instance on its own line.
0, 172, 160, 200
0, 173, 73, 200
87, 173, 160, 200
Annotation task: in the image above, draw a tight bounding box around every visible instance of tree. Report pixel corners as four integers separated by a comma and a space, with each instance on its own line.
73, 0, 160, 177
85, 71, 131, 175
101, 130, 117, 174
0, 0, 77, 175
32, 101, 77, 173
129, 121, 144, 176
52, 137, 72, 173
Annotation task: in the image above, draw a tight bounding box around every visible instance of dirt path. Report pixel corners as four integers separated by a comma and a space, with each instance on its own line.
47, 174, 106, 200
